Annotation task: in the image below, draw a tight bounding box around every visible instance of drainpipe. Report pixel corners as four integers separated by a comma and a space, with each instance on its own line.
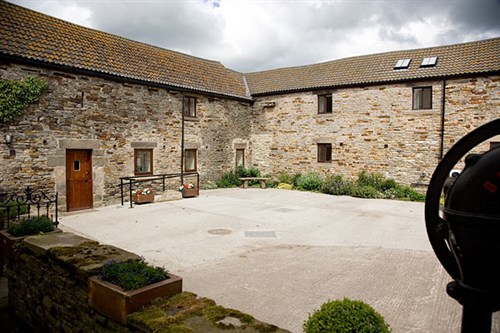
181, 94, 185, 185
440, 79, 447, 160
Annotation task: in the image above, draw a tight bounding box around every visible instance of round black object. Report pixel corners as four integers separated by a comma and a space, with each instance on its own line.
443, 147, 500, 294
445, 148, 500, 218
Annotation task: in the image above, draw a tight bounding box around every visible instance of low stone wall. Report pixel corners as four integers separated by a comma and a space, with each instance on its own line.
7, 232, 138, 332
5, 232, 290, 333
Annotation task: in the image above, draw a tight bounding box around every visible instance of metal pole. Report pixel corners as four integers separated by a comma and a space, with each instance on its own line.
461, 305, 492, 333
129, 179, 133, 208
181, 94, 185, 186
120, 178, 124, 206
439, 78, 447, 160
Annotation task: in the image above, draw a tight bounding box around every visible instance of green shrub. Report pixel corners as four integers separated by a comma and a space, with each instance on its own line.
7, 215, 55, 237
389, 185, 426, 202
216, 170, 240, 188
204, 181, 218, 190
278, 173, 294, 185
216, 167, 266, 188
322, 175, 354, 196
277, 183, 294, 190
0, 200, 29, 219
357, 171, 396, 191
101, 259, 168, 291
353, 185, 384, 199
303, 298, 391, 333
296, 172, 324, 191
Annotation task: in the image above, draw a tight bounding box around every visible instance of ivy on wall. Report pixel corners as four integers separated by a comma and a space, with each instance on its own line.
0, 76, 48, 123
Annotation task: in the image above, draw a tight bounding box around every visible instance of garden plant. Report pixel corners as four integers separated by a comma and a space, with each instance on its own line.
303, 298, 391, 333
100, 259, 168, 290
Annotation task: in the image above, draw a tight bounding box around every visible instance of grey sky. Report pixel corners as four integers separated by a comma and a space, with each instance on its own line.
9, 0, 500, 73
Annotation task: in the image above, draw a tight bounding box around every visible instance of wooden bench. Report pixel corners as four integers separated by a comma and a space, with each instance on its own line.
239, 177, 272, 189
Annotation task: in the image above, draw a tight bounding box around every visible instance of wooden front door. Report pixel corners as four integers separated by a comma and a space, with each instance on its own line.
66, 149, 93, 211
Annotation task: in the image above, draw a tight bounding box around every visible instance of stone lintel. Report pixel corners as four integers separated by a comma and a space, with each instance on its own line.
58, 139, 100, 150
233, 143, 247, 149
130, 141, 158, 148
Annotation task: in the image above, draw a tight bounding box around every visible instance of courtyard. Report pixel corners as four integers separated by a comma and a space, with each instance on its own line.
58, 188, 497, 333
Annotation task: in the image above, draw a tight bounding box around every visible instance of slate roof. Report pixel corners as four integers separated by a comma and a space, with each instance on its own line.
1, 1, 499, 100
0, 1, 251, 100
246, 38, 500, 95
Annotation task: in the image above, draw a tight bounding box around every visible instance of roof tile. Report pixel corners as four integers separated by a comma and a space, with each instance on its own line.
0, 1, 250, 99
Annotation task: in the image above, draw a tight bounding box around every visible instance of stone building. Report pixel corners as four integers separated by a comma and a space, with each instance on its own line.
1, 1, 499, 211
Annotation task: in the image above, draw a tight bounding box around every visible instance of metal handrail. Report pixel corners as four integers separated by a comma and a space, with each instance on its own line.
119, 172, 199, 208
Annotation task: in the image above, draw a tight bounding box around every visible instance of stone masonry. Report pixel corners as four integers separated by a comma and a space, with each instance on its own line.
251, 76, 500, 186
0, 62, 252, 210
1, 64, 499, 211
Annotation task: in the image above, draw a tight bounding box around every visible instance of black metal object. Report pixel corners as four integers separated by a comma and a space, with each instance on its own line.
0, 186, 59, 230
425, 118, 500, 333
119, 172, 199, 208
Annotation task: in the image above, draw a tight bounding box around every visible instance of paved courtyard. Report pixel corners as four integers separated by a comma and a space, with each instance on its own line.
59, 188, 499, 333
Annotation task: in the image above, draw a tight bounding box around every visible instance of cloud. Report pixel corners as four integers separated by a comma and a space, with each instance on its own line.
8, 0, 500, 73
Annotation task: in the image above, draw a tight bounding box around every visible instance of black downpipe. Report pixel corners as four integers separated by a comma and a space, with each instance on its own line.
181, 94, 185, 185
440, 79, 447, 160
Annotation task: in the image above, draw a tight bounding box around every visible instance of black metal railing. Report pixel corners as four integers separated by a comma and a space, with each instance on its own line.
0, 186, 59, 231
119, 172, 199, 208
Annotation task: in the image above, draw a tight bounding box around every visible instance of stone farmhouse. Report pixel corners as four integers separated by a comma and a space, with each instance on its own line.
1, 1, 499, 211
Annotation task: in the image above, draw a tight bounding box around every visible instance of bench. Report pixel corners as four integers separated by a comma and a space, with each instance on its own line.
239, 177, 272, 189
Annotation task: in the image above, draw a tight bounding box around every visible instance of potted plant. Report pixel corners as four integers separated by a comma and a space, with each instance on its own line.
88, 259, 182, 324
132, 188, 154, 204
0, 215, 61, 269
179, 182, 198, 198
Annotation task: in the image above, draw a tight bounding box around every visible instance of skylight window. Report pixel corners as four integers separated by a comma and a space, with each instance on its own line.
394, 59, 411, 70
421, 57, 438, 67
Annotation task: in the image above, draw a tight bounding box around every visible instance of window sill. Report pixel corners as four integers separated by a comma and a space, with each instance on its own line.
405, 109, 439, 115
184, 116, 199, 122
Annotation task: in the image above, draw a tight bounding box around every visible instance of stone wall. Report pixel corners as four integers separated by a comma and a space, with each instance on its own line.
251, 76, 500, 186
0, 61, 252, 210
7, 232, 139, 332
5, 232, 290, 333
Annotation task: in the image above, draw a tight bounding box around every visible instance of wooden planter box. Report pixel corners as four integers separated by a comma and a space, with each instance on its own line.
0, 228, 62, 271
182, 188, 199, 198
88, 273, 183, 324
132, 192, 155, 204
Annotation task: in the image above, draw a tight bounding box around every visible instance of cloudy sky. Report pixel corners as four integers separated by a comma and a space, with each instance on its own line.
8, 0, 500, 73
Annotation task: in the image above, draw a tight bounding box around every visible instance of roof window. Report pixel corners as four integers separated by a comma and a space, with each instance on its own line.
394, 59, 411, 70
421, 57, 438, 67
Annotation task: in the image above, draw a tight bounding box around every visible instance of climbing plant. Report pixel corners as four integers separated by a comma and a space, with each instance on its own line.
0, 76, 48, 123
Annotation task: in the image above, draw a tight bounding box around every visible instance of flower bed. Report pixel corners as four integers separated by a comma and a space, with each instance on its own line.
180, 183, 198, 198
89, 259, 182, 324
132, 188, 154, 204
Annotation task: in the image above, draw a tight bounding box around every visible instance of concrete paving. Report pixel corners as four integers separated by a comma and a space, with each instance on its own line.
58, 188, 500, 333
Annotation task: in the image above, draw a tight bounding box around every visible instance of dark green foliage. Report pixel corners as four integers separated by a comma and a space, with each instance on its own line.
296, 172, 323, 191
7, 215, 55, 237
216, 170, 241, 188
0, 200, 29, 219
321, 175, 354, 196
277, 173, 294, 185
357, 171, 396, 191
216, 166, 264, 188
303, 298, 391, 333
352, 185, 383, 199
0, 76, 48, 122
100, 259, 168, 291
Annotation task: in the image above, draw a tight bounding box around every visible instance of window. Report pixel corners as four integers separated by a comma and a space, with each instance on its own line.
134, 149, 153, 175
184, 149, 197, 172
420, 57, 438, 67
317, 143, 332, 163
318, 94, 332, 114
394, 59, 411, 70
236, 149, 245, 167
413, 87, 432, 110
184, 96, 196, 117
